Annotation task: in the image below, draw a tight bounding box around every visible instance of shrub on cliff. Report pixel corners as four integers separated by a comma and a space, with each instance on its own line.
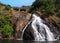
2, 24, 13, 37
0, 15, 13, 38
0, 2, 12, 10
4, 5, 11, 10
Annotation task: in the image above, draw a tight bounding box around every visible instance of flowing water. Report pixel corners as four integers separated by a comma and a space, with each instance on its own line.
21, 14, 59, 41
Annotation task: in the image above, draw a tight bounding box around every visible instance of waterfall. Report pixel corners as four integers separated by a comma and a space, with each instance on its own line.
21, 19, 32, 40
21, 14, 59, 41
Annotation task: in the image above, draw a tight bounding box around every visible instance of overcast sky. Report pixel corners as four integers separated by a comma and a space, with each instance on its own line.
0, 0, 35, 7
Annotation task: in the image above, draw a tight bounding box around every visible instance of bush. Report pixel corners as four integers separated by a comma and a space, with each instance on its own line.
0, 12, 2, 15
56, 10, 60, 17
2, 24, 13, 37
0, 15, 13, 37
5, 6, 11, 10
0, 15, 10, 25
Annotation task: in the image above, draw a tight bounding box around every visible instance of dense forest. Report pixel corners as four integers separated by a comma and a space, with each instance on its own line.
29, 0, 60, 14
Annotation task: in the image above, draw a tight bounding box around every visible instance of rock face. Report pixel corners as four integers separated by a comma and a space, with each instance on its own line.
10, 10, 60, 40
10, 9, 31, 38
16, 12, 31, 38
23, 22, 34, 40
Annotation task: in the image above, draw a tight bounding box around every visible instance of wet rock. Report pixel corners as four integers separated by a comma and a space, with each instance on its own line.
23, 22, 34, 40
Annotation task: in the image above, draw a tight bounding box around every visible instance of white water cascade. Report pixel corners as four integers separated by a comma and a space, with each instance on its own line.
21, 14, 58, 41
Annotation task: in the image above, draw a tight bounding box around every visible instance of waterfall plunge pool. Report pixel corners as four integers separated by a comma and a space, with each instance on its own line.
0, 40, 60, 43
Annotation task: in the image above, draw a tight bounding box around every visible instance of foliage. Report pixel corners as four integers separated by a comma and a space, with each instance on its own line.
0, 2, 6, 6
5, 5, 11, 10
0, 2, 12, 10
3, 24, 13, 37
0, 12, 2, 15
0, 15, 10, 25
0, 2, 13, 37
58, 10, 60, 16
28, 0, 60, 13
0, 15, 13, 37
